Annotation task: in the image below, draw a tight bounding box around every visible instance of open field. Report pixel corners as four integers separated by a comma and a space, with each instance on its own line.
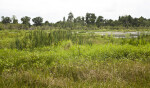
0, 29, 150, 88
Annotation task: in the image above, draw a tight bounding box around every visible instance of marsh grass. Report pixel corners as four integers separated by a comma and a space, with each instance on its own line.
11, 30, 96, 50
0, 30, 150, 87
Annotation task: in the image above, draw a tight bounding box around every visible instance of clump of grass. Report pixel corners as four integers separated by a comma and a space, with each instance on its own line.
61, 40, 73, 50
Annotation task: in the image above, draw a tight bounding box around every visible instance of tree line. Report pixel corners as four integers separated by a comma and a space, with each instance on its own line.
1, 15, 43, 26
1, 12, 150, 30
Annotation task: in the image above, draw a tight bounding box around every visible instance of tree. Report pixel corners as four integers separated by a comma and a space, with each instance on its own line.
74, 16, 85, 26
96, 16, 103, 27
32, 17, 43, 26
85, 13, 90, 25
138, 16, 146, 26
104, 19, 114, 26
81, 17, 85, 25
119, 15, 133, 28
91, 13, 96, 24
1, 16, 12, 24
21, 16, 31, 26
63, 17, 66, 22
81, 17, 84, 22
12, 15, 18, 24
67, 12, 74, 22
132, 18, 139, 27
85, 13, 96, 25
44, 21, 49, 25
75, 16, 82, 23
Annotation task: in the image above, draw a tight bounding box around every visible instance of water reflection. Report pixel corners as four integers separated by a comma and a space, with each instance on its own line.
94, 31, 149, 38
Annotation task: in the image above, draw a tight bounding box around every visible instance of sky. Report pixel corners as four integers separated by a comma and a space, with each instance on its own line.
0, 0, 150, 23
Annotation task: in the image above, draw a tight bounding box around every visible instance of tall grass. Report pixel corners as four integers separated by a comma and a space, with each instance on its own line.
12, 30, 95, 50
0, 30, 150, 87
119, 34, 150, 46
0, 44, 150, 87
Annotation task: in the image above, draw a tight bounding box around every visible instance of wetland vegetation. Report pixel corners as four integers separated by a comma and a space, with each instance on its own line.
0, 13, 150, 87
0, 29, 150, 88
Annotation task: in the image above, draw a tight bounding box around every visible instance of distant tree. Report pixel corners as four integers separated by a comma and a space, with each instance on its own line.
81, 17, 85, 25
96, 16, 103, 27
91, 13, 96, 24
63, 17, 66, 22
81, 17, 84, 22
128, 15, 133, 24
44, 21, 49, 25
85, 13, 96, 25
74, 18, 77, 23
132, 18, 139, 27
76, 16, 82, 23
1, 16, 12, 24
32, 17, 43, 26
74, 16, 80, 23
1, 16, 4, 20
119, 15, 133, 28
74, 16, 85, 26
113, 20, 120, 26
67, 12, 74, 22
21, 16, 31, 26
104, 19, 114, 26
85, 13, 90, 24
138, 16, 146, 26
12, 15, 18, 24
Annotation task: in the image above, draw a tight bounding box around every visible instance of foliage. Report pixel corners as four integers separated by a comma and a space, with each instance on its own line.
96, 16, 104, 27
67, 12, 74, 22
0, 30, 150, 87
32, 17, 43, 26
11, 30, 95, 50
21, 16, 31, 26
85, 13, 96, 25
1, 13, 150, 30
12, 15, 18, 24
1, 16, 12, 24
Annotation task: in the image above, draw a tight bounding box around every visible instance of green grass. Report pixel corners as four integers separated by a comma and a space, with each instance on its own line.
0, 29, 150, 87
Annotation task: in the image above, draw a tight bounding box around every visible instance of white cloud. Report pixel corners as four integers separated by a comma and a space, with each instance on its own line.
0, 0, 150, 23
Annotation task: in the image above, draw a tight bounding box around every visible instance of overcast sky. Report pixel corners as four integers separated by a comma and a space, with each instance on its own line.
0, 0, 150, 23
